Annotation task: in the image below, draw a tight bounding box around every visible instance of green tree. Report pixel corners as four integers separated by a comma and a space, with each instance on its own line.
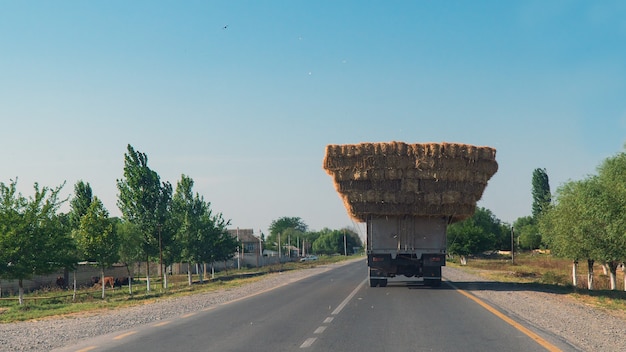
115, 218, 142, 294
540, 178, 605, 289
0, 180, 76, 304
69, 180, 93, 230
267, 217, 308, 252
447, 207, 503, 265
75, 197, 119, 299
172, 174, 237, 283
173, 175, 210, 284
514, 216, 541, 250
201, 210, 237, 277
594, 149, 626, 289
312, 228, 362, 255
67, 180, 94, 296
531, 168, 551, 220
116, 144, 172, 292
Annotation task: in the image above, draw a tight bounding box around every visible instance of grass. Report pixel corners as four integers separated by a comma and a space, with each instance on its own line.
448, 252, 626, 316
0, 255, 358, 323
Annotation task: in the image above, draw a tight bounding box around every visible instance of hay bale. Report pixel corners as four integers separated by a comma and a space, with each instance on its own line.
323, 141, 498, 222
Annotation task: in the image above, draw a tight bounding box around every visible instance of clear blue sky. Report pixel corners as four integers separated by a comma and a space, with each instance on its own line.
1, 1, 625, 238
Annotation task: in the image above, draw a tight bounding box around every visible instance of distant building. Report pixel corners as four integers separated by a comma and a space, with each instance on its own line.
227, 228, 261, 255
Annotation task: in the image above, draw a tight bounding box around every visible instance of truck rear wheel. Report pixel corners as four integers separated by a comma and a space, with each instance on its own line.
369, 268, 387, 287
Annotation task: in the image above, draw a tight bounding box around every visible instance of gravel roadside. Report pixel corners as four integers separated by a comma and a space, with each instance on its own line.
442, 266, 626, 352
0, 263, 341, 352
1, 261, 624, 351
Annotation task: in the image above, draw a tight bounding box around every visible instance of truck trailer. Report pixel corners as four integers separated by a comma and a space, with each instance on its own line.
323, 141, 498, 288
367, 215, 447, 287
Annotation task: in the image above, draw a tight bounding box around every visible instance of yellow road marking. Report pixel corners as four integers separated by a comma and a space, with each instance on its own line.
113, 331, 137, 340
75, 347, 98, 352
181, 312, 196, 318
153, 321, 171, 327
447, 281, 562, 352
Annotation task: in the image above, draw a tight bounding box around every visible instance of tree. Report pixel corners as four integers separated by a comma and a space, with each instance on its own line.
172, 174, 237, 284
531, 168, 551, 220
75, 197, 119, 299
595, 149, 626, 290
117, 144, 172, 292
267, 217, 308, 252
69, 180, 93, 230
447, 207, 503, 265
540, 179, 605, 289
0, 180, 76, 304
172, 175, 209, 285
115, 218, 143, 294
212, 227, 239, 262
68, 180, 94, 297
540, 147, 626, 291
312, 228, 362, 255
514, 216, 542, 250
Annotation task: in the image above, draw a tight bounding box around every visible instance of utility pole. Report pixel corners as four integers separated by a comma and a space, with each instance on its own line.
236, 227, 240, 270
343, 229, 347, 256
278, 233, 281, 260
258, 229, 263, 267
158, 224, 163, 289
511, 226, 515, 264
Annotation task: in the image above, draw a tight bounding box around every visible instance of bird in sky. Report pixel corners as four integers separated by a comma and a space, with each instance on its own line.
223, 25, 228, 29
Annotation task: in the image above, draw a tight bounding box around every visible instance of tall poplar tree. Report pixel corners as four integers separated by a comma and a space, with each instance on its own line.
531, 168, 551, 220
69, 181, 93, 230
116, 144, 172, 292
173, 174, 235, 285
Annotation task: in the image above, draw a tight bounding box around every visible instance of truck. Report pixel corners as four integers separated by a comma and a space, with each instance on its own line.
323, 141, 498, 288
366, 215, 447, 287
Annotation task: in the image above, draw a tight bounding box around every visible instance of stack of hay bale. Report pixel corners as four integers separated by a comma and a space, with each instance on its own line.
323, 141, 498, 223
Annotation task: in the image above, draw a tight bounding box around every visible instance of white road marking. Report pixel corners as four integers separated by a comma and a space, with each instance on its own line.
300, 337, 317, 348
332, 278, 366, 315
314, 326, 326, 334
300, 276, 366, 349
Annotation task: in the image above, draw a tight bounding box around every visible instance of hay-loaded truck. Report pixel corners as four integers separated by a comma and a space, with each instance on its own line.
323, 142, 498, 287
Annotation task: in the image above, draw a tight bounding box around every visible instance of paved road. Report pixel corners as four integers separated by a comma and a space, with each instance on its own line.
58, 260, 569, 352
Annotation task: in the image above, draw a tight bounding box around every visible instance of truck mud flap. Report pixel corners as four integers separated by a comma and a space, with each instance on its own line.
421, 253, 446, 267
368, 254, 393, 271
421, 254, 444, 286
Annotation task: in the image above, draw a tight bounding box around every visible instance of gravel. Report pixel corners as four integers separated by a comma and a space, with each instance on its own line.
442, 266, 626, 352
1, 262, 624, 352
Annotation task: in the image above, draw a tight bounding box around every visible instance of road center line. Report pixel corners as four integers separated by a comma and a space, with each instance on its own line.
332, 278, 367, 315
445, 280, 562, 352
314, 326, 326, 334
300, 337, 317, 348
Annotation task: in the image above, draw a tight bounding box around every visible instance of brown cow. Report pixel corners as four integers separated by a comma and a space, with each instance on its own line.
101, 276, 115, 288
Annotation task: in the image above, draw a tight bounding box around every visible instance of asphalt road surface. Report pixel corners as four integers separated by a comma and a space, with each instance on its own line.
57, 260, 570, 352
